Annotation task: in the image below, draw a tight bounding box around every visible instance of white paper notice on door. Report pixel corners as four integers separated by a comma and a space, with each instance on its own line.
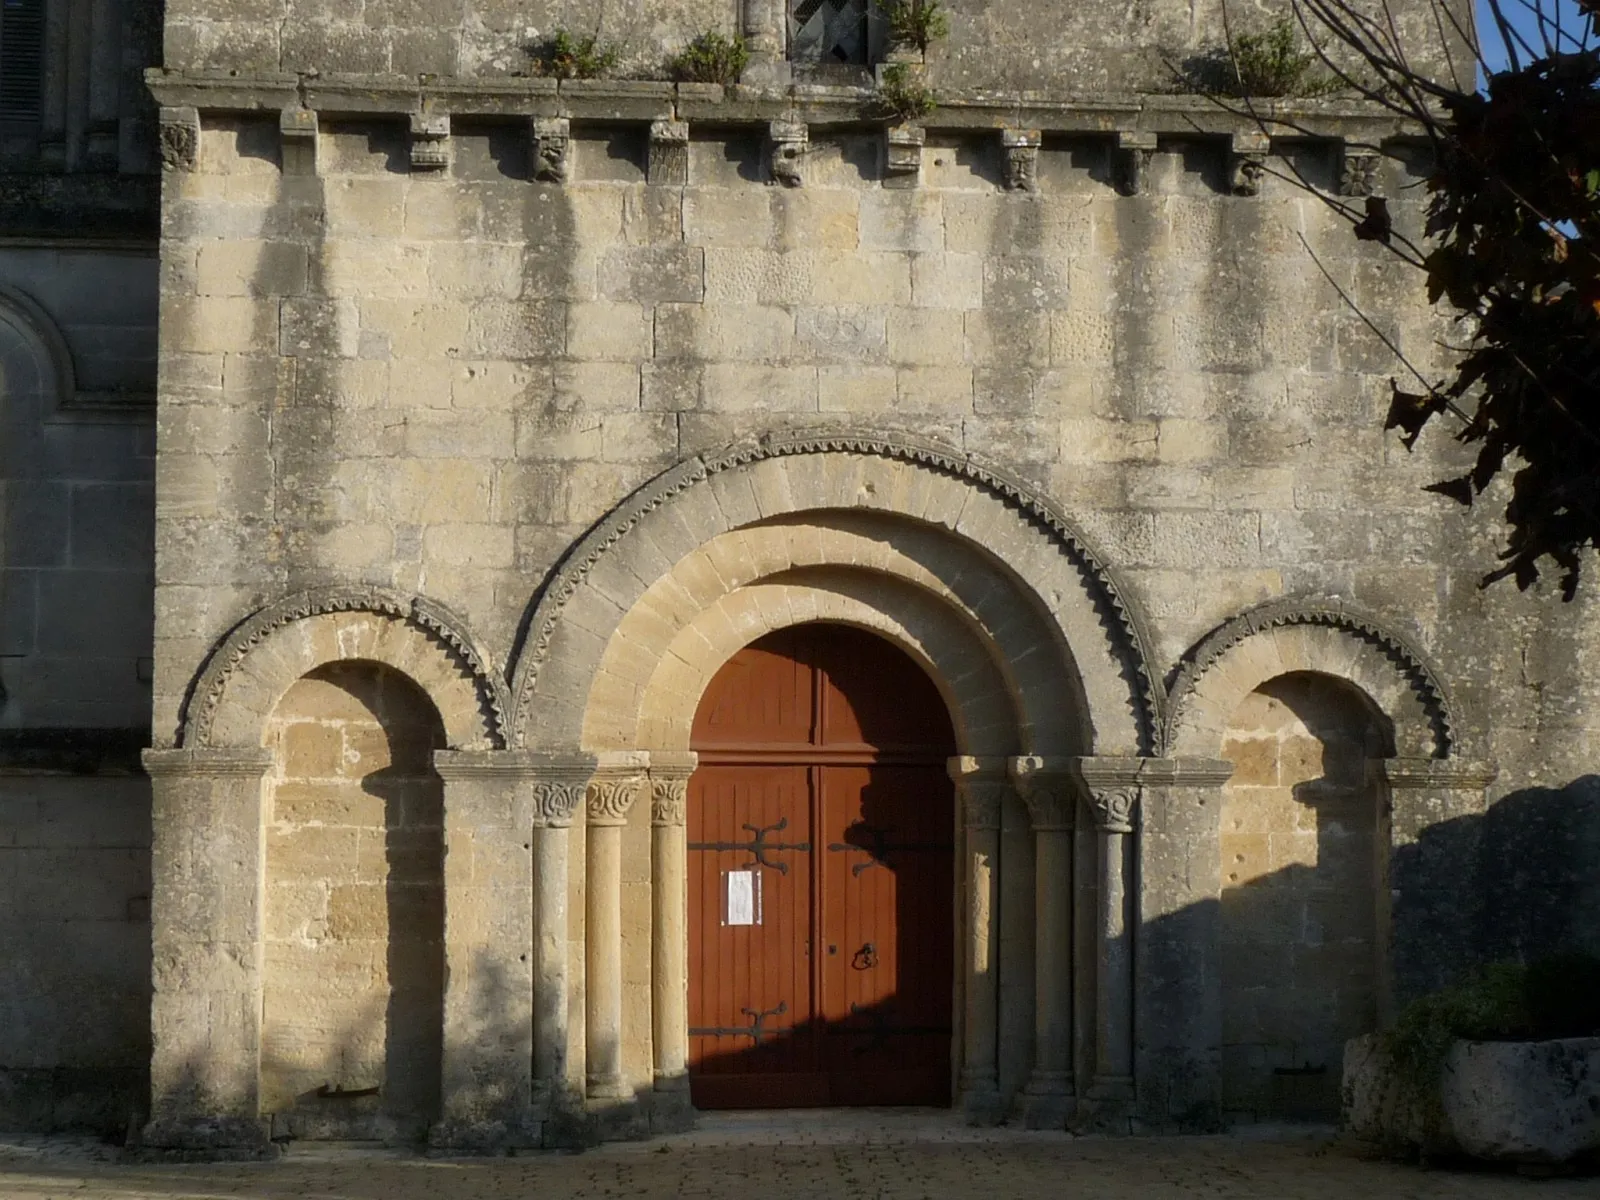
724, 869, 761, 926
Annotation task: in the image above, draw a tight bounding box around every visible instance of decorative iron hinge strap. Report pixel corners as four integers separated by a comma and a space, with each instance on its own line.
689, 1001, 789, 1046
688, 816, 811, 874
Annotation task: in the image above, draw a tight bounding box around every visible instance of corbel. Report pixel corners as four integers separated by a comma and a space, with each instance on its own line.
1339, 142, 1382, 197
409, 111, 451, 173
531, 116, 571, 183
1115, 131, 1156, 197
768, 120, 807, 188
279, 105, 319, 176
1229, 130, 1270, 196
157, 105, 201, 172
884, 123, 925, 189
1001, 128, 1041, 193
648, 119, 690, 186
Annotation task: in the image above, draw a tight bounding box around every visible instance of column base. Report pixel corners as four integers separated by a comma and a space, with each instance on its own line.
1022, 1073, 1076, 1130
428, 1110, 544, 1155
960, 1084, 1007, 1127
1077, 1075, 1135, 1134
132, 1116, 278, 1162
586, 1093, 652, 1142
648, 1085, 697, 1134
741, 52, 791, 88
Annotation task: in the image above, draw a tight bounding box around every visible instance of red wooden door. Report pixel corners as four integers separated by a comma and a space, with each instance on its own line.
687, 625, 956, 1108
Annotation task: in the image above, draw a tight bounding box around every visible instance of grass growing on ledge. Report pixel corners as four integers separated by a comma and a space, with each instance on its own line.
667, 32, 750, 85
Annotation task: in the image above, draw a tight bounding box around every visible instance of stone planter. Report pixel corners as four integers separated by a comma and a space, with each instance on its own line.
1343, 1033, 1600, 1165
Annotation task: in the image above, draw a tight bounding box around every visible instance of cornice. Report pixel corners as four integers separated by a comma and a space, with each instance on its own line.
144, 69, 1420, 141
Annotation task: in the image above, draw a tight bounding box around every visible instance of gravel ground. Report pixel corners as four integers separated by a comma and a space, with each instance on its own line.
1, 1111, 1593, 1199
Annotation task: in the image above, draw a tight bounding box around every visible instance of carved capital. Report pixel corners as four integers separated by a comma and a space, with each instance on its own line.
1339, 147, 1381, 197
1001, 128, 1041, 193
769, 120, 807, 188
948, 756, 1009, 831
1010, 756, 1077, 831
647, 751, 697, 827
648, 119, 689, 186
532, 117, 571, 183
649, 777, 687, 826
1088, 786, 1140, 834
1115, 130, 1156, 197
532, 779, 587, 827
585, 753, 648, 827
158, 106, 200, 172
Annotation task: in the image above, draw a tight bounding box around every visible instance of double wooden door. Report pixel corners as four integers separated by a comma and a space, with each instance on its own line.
687, 624, 957, 1108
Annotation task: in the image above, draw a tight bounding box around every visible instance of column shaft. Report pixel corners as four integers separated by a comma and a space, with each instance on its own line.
584, 754, 647, 1101
647, 753, 695, 1095
1012, 757, 1077, 1129
1087, 784, 1139, 1104
533, 823, 571, 1085
949, 756, 1007, 1124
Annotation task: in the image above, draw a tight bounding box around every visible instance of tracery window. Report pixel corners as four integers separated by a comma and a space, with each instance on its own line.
790, 0, 870, 65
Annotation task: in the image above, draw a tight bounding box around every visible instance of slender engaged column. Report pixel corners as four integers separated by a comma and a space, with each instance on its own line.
648, 752, 697, 1103
1011, 757, 1078, 1128
585, 753, 647, 1100
527, 758, 592, 1099
1087, 785, 1138, 1104
741, 0, 788, 84
949, 756, 1009, 1124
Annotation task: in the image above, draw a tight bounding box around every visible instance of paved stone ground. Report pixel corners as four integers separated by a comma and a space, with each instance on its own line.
1, 1113, 1593, 1199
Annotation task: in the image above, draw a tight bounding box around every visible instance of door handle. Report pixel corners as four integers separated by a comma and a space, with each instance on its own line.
851, 942, 877, 970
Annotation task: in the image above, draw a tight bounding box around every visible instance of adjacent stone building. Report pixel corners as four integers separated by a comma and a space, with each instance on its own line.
3, 0, 1598, 1154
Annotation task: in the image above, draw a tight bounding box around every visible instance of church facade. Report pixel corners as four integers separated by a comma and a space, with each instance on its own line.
3, 0, 1598, 1155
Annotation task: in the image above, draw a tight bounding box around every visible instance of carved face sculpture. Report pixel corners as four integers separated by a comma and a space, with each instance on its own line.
536, 135, 569, 182
1005, 146, 1038, 192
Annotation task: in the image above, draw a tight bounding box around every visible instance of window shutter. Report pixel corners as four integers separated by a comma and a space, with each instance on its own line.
0, 0, 45, 120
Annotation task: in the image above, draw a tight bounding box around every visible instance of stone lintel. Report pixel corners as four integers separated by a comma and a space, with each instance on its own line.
1380, 757, 1499, 790
1076, 755, 1235, 789
434, 749, 597, 781
143, 747, 274, 777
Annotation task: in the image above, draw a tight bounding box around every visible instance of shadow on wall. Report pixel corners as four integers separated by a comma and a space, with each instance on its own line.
1141, 772, 1600, 1132
1392, 774, 1600, 1001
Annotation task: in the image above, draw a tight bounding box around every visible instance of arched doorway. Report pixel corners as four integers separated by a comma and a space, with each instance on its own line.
687, 623, 958, 1108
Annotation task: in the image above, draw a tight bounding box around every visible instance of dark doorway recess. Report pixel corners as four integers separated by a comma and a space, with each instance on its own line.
687, 623, 957, 1109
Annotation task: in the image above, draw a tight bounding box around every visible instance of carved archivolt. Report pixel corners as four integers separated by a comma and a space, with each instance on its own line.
1164, 597, 1458, 759
183, 586, 509, 749
510, 429, 1164, 753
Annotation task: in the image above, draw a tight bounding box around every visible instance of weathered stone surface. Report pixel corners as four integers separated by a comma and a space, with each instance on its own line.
1444, 1038, 1600, 1164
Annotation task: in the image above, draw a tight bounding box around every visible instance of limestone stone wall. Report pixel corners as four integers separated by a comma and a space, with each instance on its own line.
1219, 673, 1386, 1122
157, 0, 1464, 95
0, 775, 152, 1131
261, 661, 446, 1138
143, 76, 1600, 1137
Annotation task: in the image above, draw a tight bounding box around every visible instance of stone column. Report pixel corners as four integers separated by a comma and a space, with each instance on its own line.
741, 0, 789, 85
646, 752, 697, 1130
141, 747, 275, 1156
1086, 783, 1138, 1106
431, 751, 556, 1152
1010, 756, 1077, 1129
525, 756, 594, 1104
1380, 758, 1498, 1011
585, 752, 648, 1101
949, 756, 1009, 1124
